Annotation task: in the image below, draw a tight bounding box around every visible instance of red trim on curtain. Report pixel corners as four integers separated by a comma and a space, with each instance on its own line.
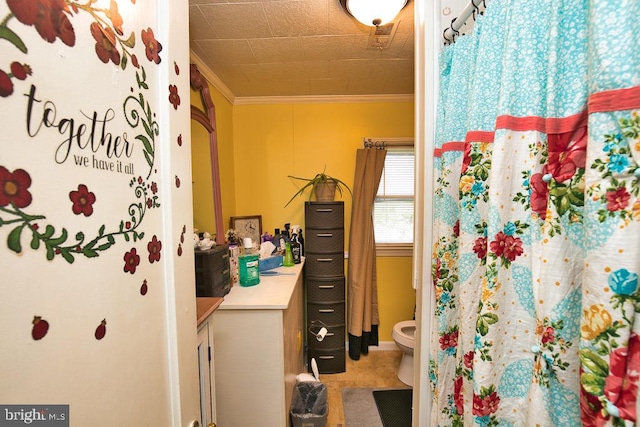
465, 130, 495, 143
434, 141, 466, 157
589, 85, 640, 113
495, 111, 588, 134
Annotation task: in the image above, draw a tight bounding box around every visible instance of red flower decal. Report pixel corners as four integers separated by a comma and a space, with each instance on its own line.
606, 187, 630, 212
0, 166, 32, 208
140, 279, 148, 295
123, 248, 140, 274
147, 235, 162, 263
7, 0, 76, 46
453, 220, 460, 237
94, 319, 107, 340
10, 62, 32, 80
472, 236, 487, 259
490, 232, 523, 262
530, 173, 549, 219
108, 0, 124, 35
0, 70, 13, 97
31, 316, 49, 340
174, 61, 180, 75
177, 134, 182, 146
90, 22, 120, 65
547, 126, 587, 183
150, 182, 158, 194
169, 84, 180, 109
69, 184, 96, 216
141, 27, 162, 64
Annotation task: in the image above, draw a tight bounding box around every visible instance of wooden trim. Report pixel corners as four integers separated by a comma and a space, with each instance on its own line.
190, 63, 225, 245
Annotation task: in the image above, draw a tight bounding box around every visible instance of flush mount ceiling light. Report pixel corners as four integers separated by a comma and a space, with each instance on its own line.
340, 0, 409, 27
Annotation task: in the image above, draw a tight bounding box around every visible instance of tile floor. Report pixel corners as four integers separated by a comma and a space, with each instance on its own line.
320, 349, 409, 427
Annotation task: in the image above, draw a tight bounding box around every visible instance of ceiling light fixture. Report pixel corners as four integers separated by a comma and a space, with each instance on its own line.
340, 0, 409, 27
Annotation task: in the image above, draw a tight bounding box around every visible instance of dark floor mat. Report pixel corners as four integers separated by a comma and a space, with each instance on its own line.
372, 389, 412, 427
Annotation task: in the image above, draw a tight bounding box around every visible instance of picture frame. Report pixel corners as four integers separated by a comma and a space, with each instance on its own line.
229, 215, 262, 245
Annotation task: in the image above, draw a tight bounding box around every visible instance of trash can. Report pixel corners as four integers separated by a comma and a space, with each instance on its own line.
289, 381, 328, 427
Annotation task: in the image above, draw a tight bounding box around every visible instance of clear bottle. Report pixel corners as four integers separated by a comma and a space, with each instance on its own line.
298, 228, 304, 256
290, 230, 301, 264
228, 242, 240, 285
239, 238, 260, 286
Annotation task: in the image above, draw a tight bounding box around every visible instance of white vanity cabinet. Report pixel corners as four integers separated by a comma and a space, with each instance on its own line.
210, 262, 305, 427
196, 297, 224, 427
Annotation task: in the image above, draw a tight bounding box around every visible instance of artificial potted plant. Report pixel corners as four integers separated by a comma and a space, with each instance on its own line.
285, 168, 352, 207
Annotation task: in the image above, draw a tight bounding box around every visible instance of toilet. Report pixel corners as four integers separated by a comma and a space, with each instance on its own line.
392, 320, 416, 386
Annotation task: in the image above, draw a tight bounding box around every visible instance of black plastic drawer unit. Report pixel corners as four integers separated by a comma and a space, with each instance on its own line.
195, 244, 231, 297
304, 202, 346, 374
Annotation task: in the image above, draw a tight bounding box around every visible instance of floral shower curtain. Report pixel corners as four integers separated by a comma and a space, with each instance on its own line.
430, 0, 640, 426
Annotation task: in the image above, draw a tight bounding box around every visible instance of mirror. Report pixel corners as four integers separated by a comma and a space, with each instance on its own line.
190, 63, 224, 244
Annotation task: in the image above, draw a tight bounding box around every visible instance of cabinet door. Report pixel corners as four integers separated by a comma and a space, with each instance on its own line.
197, 322, 216, 426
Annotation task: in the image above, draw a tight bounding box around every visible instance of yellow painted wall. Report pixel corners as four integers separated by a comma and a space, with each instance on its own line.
190, 76, 416, 342
232, 101, 416, 341
376, 257, 416, 339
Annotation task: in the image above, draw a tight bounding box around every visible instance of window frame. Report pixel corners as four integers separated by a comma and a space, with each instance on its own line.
366, 137, 415, 257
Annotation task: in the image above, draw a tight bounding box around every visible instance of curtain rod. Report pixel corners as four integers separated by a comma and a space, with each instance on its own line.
442, 0, 486, 44
363, 137, 414, 148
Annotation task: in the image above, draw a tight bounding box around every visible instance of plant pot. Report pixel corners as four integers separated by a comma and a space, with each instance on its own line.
314, 180, 337, 202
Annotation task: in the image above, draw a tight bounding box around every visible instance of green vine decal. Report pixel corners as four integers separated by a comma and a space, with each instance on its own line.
0, 0, 166, 265
125, 66, 158, 178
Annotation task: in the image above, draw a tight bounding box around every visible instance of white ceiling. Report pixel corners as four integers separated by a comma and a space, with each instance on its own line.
188, 0, 415, 101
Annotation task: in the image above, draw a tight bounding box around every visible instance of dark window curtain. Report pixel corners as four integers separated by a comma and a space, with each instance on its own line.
347, 147, 387, 360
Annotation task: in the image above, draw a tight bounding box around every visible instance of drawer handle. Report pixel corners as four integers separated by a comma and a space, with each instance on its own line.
316, 209, 333, 213
318, 285, 335, 289
222, 268, 230, 275
318, 309, 335, 313
316, 233, 333, 237
319, 355, 335, 360
317, 258, 333, 262
326, 332, 335, 337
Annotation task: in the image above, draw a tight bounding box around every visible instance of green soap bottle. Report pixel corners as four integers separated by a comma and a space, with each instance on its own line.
283, 242, 295, 267
239, 238, 260, 286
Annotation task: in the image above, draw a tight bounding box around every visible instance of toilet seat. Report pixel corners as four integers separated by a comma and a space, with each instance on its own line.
392, 320, 416, 348
392, 320, 416, 386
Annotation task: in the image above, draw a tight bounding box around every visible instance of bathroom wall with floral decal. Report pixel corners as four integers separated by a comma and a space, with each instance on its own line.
0, 1, 199, 425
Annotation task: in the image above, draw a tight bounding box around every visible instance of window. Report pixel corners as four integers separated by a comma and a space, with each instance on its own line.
373, 142, 414, 256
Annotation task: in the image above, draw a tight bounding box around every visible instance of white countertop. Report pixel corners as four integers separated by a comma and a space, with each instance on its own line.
218, 260, 304, 310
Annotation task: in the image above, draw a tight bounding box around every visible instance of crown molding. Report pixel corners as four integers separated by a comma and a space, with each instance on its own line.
189, 52, 236, 104
189, 51, 414, 106
234, 93, 414, 105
